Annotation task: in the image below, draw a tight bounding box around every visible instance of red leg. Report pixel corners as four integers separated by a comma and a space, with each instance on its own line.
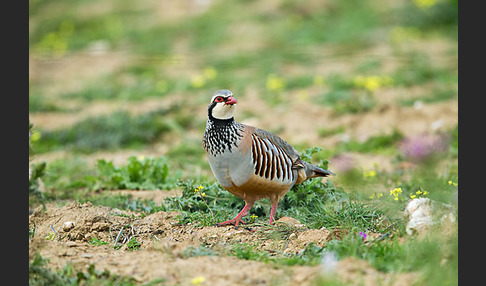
269, 201, 278, 225
215, 201, 254, 229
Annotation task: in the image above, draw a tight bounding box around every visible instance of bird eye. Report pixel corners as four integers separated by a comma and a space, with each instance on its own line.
214, 96, 224, 103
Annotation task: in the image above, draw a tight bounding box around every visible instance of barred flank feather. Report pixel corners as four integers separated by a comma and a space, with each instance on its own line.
251, 134, 294, 182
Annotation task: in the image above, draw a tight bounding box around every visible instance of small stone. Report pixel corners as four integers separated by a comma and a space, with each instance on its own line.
404, 198, 456, 236
66, 241, 77, 247
62, 221, 75, 232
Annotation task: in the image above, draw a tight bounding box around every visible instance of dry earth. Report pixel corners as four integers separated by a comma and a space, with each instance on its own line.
29, 202, 418, 285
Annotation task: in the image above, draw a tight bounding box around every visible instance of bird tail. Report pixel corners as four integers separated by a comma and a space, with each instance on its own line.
305, 162, 335, 179
293, 159, 335, 184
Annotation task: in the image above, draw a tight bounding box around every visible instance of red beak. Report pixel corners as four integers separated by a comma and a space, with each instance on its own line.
225, 96, 238, 105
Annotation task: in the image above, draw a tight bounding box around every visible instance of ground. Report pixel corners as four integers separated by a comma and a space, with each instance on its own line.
29, 201, 419, 285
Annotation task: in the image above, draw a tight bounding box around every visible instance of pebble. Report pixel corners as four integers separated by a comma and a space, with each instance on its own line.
63, 221, 75, 232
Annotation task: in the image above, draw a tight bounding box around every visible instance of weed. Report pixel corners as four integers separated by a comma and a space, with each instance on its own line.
29, 223, 36, 240
37, 108, 177, 153
95, 156, 171, 190
89, 237, 109, 246
340, 129, 404, 154
29, 162, 47, 207
317, 126, 345, 138
126, 237, 141, 251
29, 93, 66, 112
229, 243, 272, 262
29, 122, 47, 208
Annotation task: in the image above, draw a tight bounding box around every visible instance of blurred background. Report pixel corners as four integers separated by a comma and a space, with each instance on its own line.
29, 0, 458, 189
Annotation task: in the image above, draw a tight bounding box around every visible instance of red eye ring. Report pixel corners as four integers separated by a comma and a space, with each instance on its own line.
214, 96, 224, 103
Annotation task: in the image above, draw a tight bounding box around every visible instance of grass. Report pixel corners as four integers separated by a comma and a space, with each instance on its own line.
35, 108, 181, 153
29, 0, 457, 285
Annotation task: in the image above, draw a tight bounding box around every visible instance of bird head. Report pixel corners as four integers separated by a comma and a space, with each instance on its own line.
208, 89, 238, 120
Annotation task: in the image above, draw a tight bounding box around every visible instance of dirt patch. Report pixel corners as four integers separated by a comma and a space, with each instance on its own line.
29, 202, 419, 285
336, 257, 418, 286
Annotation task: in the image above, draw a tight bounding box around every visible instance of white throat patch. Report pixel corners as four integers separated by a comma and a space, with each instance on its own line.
211, 103, 236, 120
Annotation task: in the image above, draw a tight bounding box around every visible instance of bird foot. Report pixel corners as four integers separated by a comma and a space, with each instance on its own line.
214, 218, 246, 229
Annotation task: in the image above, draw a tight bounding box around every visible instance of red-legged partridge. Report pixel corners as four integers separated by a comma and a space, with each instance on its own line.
202, 89, 334, 228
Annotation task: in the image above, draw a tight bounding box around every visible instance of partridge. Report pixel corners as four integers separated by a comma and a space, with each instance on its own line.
202, 89, 334, 228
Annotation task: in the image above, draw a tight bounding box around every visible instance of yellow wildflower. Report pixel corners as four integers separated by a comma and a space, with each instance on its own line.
31, 131, 41, 142
410, 194, 417, 199
416, 190, 422, 195
191, 276, 206, 285
448, 180, 457, 187
191, 75, 205, 88
389, 187, 402, 201
389, 188, 402, 195
353, 75, 393, 92
313, 75, 325, 86
266, 73, 285, 92
412, 0, 438, 10
203, 66, 217, 80
363, 170, 376, 178
370, 193, 384, 200
201, 192, 206, 197
423, 191, 429, 196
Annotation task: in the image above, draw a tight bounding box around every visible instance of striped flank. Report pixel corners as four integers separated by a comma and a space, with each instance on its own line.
251, 134, 294, 182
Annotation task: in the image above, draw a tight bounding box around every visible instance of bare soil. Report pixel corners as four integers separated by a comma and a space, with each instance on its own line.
29, 202, 418, 285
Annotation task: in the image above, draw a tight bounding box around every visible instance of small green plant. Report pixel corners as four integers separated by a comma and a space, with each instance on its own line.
37, 109, 177, 153
29, 223, 36, 240
89, 237, 109, 246
29, 122, 47, 208
95, 155, 171, 190
126, 237, 141, 251
29, 162, 47, 207
45, 232, 56, 241
229, 243, 272, 262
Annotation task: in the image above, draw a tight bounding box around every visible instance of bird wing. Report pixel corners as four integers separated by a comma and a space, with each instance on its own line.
242, 126, 301, 183
252, 127, 301, 162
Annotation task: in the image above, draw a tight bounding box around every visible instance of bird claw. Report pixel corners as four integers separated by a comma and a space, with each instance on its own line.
214, 218, 246, 228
